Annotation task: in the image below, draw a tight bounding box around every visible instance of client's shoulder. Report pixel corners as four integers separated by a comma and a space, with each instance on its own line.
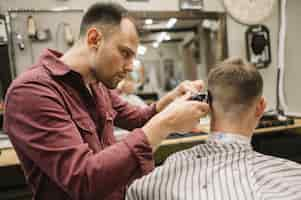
251, 151, 301, 183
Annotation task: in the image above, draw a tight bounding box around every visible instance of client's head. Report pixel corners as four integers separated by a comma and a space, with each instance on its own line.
208, 58, 266, 135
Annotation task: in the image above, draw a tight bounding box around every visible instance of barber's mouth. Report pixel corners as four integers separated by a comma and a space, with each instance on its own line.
118, 74, 126, 79
116, 75, 125, 81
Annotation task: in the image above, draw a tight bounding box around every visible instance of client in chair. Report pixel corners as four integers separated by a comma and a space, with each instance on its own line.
126, 58, 301, 200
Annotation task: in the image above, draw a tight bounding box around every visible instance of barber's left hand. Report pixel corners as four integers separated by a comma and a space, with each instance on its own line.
156, 80, 205, 113
172, 80, 204, 98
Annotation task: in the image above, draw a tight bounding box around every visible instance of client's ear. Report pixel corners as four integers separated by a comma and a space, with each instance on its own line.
255, 97, 266, 118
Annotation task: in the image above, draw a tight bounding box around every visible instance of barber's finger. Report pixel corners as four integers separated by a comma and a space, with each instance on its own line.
185, 80, 205, 93
196, 102, 210, 114
182, 82, 199, 94
177, 92, 191, 101
191, 80, 205, 91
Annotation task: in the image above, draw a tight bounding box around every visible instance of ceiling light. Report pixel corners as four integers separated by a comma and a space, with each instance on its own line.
164, 34, 171, 41
157, 32, 168, 43
166, 18, 177, 28
152, 42, 159, 48
145, 18, 153, 25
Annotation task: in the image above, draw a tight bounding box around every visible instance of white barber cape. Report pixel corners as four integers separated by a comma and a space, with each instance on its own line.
126, 132, 301, 200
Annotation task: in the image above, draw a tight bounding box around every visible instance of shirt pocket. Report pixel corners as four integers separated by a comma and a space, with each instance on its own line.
103, 110, 118, 145
106, 109, 117, 124
74, 117, 95, 134
72, 115, 101, 152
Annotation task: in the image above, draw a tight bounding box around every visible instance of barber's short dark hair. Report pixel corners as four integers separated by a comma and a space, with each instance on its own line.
208, 58, 263, 113
79, 2, 135, 37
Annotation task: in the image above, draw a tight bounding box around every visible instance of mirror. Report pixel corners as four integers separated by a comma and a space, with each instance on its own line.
129, 11, 228, 96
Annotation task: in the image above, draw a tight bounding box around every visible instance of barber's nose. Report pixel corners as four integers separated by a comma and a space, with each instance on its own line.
124, 60, 134, 72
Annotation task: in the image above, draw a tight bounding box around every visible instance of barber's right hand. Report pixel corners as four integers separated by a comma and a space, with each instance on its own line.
158, 94, 209, 133
142, 94, 210, 151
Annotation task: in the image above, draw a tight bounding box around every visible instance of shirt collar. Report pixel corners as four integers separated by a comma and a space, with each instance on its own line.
208, 131, 252, 146
39, 48, 72, 76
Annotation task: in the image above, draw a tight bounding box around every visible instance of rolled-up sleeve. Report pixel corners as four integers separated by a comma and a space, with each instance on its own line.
109, 90, 157, 130
123, 129, 155, 175
4, 82, 154, 200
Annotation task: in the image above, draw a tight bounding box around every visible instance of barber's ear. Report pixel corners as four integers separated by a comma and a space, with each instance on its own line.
255, 97, 267, 118
86, 28, 103, 49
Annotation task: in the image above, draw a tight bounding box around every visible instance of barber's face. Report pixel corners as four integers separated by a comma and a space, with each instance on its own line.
88, 18, 138, 89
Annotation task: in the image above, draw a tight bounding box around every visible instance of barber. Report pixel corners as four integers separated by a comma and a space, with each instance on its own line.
4, 2, 209, 200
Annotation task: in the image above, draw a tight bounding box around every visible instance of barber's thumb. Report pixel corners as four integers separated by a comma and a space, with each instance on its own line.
198, 102, 210, 113
177, 93, 191, 101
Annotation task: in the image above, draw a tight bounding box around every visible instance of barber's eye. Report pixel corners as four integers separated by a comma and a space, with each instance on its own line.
121, 50, 130, 58
121, 50, 128, 57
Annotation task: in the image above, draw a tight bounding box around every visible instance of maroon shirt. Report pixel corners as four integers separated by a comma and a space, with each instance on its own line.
3, 49, 156, 200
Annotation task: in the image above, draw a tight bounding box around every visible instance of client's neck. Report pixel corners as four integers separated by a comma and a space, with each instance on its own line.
210, 116, 256, 138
